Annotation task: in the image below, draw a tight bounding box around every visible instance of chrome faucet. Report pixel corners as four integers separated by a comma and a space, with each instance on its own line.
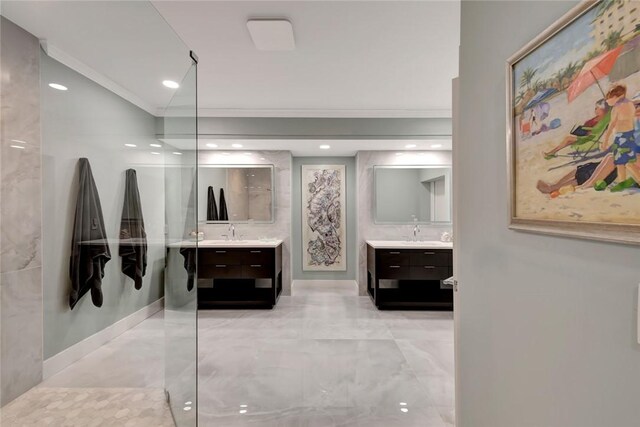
413, 224, 420, 241
228, 223, 236, 241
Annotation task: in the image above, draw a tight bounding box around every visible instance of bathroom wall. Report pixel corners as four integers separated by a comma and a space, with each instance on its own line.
0, 17, 44, 406
291, 156, 357, 281
198, 151, 293, 295
41, 53, 165, 360
458, 1, 640, 426
356, 150, 452, 295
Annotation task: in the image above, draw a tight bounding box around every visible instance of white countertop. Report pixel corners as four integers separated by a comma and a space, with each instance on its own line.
365, 240, 453, 250
168, 239, 283, 248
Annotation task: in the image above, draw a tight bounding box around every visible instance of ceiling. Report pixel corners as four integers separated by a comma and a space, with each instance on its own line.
152, 0, 461, 117
3, 1, 459, 156
2, 1, 192, 114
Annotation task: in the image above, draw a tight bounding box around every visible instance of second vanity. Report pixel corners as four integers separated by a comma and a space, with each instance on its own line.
366, 240, 453, 310
196, 239, 283, 309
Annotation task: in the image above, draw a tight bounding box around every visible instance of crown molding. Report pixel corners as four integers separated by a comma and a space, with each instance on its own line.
40, 40, 158, 116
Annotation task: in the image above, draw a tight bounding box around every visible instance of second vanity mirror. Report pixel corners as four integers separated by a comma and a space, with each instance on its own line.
199, 164, 274, 223
374, 165, 452, 224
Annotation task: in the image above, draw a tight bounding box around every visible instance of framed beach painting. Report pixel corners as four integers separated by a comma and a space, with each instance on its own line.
507, 0, 640, 244
302, 164, 347, 271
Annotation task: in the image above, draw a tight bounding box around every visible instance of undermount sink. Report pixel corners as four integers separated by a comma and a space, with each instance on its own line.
198, 239, 283, 248
365, 240, 453, 249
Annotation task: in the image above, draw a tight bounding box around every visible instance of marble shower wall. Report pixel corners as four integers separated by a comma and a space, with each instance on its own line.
356, 151, 452, 295
0, 17, 44, 405
199, 151, 292, 295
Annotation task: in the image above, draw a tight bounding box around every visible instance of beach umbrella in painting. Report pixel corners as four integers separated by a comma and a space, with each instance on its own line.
566, 46, 623, 102
524, 88, 558, 110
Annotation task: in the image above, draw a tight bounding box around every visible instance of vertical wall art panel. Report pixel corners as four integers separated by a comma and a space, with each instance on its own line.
302, 165, 347, 271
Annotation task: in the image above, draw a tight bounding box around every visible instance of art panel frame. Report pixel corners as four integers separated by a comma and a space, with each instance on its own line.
506, 0, 640, 245
301, 164, 347, 271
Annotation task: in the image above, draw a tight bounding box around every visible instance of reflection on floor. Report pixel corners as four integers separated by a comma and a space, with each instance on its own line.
198, 280, 455, 427
0, 312, 173, 427
0, 281, 454, 427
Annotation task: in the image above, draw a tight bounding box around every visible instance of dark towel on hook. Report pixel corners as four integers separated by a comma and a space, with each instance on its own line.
219, 188, 229, 221
69, 158, 111, 309
207, 186, 218, 221
119, 169, 147, 290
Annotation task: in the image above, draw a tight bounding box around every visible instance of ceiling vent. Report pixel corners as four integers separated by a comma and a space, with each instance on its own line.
246, 19, 295, 51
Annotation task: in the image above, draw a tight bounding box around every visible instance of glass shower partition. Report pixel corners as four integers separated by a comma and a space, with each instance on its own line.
162, 54, 199, 427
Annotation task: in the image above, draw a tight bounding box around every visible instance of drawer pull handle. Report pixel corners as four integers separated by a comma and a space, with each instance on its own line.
250, 250, 262, 253
424, 252, 435, 255
215, 265, 227, 268
250, 265, 262, 268
215, 250, 227, 254
389, 265, 401, 269
424, 266, 436, 269
389, 251, 401, 255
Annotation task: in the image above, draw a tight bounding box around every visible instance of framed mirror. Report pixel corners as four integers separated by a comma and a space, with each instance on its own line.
374, 165, 452, 224
199, 164, 275, 223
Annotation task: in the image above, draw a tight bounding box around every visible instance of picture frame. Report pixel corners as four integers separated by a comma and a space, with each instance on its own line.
506, 0, 640, 245
301, 164, 347, 271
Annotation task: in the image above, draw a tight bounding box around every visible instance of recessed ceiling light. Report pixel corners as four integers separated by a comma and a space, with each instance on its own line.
239, 409, 248, 414
232, 143, 243, 148
150, 143, 162, 148
151, 152, 160, 155
206, 143, 218, 148
163, 80, 179, 89
319, 145, 331, 150
11, 139, 27, 144
430, 144, 443, 149
405, 144, 417, 149
247, 19, 295, 51
260, 157, 266, 160
49, 83, 67, 91
173, 152, 182, 155
124, 144, 137, 148
183, 406, 192, 411
10, 145, 25, 150
400, 408, 409, 413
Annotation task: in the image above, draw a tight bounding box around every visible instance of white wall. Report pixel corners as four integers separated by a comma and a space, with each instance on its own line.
457, 2, 640, 426
356, 150, 452, 295
41, 53, 166, 359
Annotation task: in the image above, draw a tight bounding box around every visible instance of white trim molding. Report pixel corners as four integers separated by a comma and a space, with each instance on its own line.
196, 108, 453, 119
40, 40, 158, 116
43, 298, 164, 379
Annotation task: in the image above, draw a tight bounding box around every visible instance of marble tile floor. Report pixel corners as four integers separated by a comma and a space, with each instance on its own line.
0, 279, 455, 426
197, 279, 455, 426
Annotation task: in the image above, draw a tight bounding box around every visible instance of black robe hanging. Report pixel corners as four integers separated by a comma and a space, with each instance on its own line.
119, 169, 148, 290
69, 158, 111, 309
207, 186, 218, 221
219, 188, 229, 221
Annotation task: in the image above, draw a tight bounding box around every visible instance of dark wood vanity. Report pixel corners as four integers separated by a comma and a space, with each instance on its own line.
196, 241, 283, 309
366, 241, 453, 310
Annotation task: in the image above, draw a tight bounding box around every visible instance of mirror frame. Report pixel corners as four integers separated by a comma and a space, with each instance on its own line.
199, 164, 275, 224
373, 164, 453, 225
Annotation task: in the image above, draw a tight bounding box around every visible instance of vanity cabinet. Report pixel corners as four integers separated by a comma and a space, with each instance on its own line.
367, 242, 453, 310
197, 243, 283, 309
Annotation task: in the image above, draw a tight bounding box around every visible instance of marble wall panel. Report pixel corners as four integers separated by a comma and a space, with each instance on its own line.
0, 267, 43, 406
0, 17, 44, 406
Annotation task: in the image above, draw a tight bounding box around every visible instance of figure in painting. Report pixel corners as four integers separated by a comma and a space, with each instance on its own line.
600, 84, 640, 191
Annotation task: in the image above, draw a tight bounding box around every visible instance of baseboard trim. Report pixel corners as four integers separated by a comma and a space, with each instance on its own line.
43, 298, 164, 379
